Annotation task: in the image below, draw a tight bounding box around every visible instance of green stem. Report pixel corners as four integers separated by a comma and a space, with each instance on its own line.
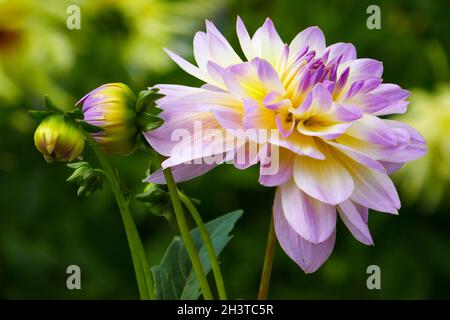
179, 192, 228, 300
257, 215, 276, 300
86, 134, 155, 300
162, 166, 214, 300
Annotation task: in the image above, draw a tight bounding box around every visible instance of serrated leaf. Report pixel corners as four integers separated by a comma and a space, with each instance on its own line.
151, 210, 243, 300
136, 89, 160, 113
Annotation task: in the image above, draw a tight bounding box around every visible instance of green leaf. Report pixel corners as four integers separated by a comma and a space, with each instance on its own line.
136, 112, 163, 132
66, 161, 104, 197
78, 120, 104, 133
28, 110, 54, 121
151, 210, 243, 300
44, 95, 61, 112
66, 108, 84, 120
136, 88, 160, 113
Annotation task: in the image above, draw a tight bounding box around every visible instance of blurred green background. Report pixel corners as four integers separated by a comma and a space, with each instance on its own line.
1, 0, 450, 299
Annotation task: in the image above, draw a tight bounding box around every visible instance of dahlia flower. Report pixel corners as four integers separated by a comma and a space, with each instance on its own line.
145, 18, 427, 272
78, 83, 138, 156
34, 114, 84, 163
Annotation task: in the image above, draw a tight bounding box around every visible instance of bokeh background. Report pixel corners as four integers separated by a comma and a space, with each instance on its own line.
1, 0, 450, 299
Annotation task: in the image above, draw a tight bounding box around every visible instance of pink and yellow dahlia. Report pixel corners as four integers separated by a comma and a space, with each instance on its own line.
145, 18, 427, 272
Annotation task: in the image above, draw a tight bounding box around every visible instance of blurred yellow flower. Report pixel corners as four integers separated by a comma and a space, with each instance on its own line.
0, 0, 226, 107
395, 84, 450, 210
0, 0, 73, 105
83, 0, 227, 78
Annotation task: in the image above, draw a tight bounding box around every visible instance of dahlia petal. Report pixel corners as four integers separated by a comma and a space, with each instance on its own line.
206, 27, 242, 67
276, 113, 295, 137
371, 83, 410, 101
204, 20, 229, 43
334, 67, 350, 94
154, 84, 206, 98
325, 43, 356, 63
297, 121, 352, 140
311, 83, 333, 112
157, 90, 240, 113
201, 83, 226, 92
259, 147, 294, 186
164, 48, 210, 83
251, 18, 285, 67
270, 130, 325, 160
345, 114, 398, 147
330, 103, 363, 122
205, 20, 241, 56
373, 101, 409, 116
357, 93, 390, 114
337, 155, 400, 214
193, 32, 211, 71
290, 26, 326, 56
293, 152, 354, 205
212, 108, 244, 130
145, 111, 212, 156
280, 180, 337, 243
243, 98, 275, 129
380, 161, 404, 174
325, 140, 385, 172
359, 79, 382, 93
338, 200, 373, 245
343, 58, 383, 81
252, 58, 285, 94
236, 16, 253, 61
208, 62, 249, 99
382, 120, 428, 162
273, 188, 336, 273
342, 80, 364, 100
276, 44, 290, 74
228, 62, 266, 98
294, 83, 333, 115
145, 162, 217, 184
146, 110, 235, 166
231, 141, 260, 169
264, 91, 292, 111
370, 84, 410, 116
162, 127, 236, 168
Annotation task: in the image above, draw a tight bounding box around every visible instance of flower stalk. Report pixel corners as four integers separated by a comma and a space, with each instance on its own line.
179, 191, 228, 300
85, 134, 155, 300
161, 165, 214, 300
257, 215, 276, 300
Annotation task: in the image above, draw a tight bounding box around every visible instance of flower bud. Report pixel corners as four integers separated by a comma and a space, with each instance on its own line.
78, 83, 138, 156
34, 114, 85, 162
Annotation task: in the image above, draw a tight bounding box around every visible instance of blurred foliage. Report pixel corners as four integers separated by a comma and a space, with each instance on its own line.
394, 84, 450, 212
1, 0, 450, 299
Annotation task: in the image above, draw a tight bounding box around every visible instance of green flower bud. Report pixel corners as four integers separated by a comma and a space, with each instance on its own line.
78, 83, 138, 156
34, 114, 85, 162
